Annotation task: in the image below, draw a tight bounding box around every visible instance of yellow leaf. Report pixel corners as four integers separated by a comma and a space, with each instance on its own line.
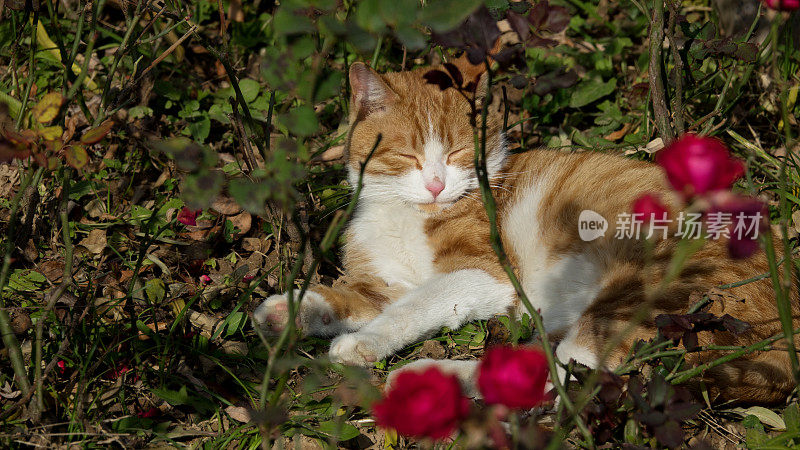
35, 20, 98, 91
170, 298, 186, 317
384, 428, 398, 449
38, 125, 63, 141
31, 92, 64, 123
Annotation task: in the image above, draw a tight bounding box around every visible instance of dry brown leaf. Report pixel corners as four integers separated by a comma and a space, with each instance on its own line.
225, 405, 253, 423
603, 122, 632, 141
211, 195, 243, 215
80, 229, 107, 254
229, 211, 252, 236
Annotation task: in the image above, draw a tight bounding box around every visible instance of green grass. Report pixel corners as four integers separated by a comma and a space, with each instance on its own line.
0, 0, 799, 448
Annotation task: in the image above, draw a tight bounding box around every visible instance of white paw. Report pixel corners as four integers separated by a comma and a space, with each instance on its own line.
329, 332, 386, 366
253, 290, 338, 336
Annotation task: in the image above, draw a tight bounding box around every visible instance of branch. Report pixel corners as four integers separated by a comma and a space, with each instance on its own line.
648, 0, 674, 144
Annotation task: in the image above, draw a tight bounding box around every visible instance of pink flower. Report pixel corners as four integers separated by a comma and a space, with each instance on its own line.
632, 193, 669, 224
708, 192, 767, 259
57, 360, 66, 375
177, 207, 200, 226
199, 274, 212, 285
373, 367, 470, 440
477, 346, 550, 410
762, 0, 799, 10
656, 134, 744, 198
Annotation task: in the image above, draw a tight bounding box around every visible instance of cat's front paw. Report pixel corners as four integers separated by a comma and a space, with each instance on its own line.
253, 290, 338, 336
329, 332, 387, 366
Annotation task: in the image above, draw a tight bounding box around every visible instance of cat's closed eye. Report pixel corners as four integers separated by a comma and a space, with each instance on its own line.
446, 147, 470, 164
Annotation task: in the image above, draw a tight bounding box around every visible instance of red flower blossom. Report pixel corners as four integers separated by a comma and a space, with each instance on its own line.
373, 367, 470, 440
199, 274, 212, 285
177, 207, 200, 226
656, 134, 744, 198
57, 360, 66, 375
708, 192, 767, 259
632, 193, 669, 224
762, 0, 799, 10
137, 407, 160, 418
478, 346, 550, 410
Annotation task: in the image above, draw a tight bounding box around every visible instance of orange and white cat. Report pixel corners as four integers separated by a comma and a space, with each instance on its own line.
255, 62, 799, 403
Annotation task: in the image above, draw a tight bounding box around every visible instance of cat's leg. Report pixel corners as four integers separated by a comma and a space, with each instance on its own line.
253, 278, 404, 337
328, 269, 516, 365
387, 359, 482, 397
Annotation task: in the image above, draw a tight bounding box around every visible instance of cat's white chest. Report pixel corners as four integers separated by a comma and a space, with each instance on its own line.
348, 202, 436, 288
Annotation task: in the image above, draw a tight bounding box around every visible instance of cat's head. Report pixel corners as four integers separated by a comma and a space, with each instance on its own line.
345, 62, 506, 214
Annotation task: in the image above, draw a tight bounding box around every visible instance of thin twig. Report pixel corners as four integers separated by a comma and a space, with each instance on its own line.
648, 0, 674, 144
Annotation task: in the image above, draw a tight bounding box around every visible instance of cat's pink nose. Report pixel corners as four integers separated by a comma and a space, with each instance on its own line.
425, 178, 445, 199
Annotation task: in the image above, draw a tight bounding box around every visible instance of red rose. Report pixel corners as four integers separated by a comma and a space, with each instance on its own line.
632, 193, 669, 223
708, 192, 767, 259
373, 367, 470, 440
478, 346, 550, 410
177, 207, 200, 226
656, 134, 744, 198
763, 0, 799, 10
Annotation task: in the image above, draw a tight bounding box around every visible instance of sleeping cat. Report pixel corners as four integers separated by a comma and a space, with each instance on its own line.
254, 61, 799, 403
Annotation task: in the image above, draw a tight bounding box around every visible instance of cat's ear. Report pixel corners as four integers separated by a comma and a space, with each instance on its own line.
349, 62, 396, 119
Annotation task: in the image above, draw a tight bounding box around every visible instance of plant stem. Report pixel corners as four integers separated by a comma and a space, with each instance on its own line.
648, 0, 674, 144
472, 65, 593, 446
29, 168, 75, 421
668, 327, 800, 384
0, 164, 41, 396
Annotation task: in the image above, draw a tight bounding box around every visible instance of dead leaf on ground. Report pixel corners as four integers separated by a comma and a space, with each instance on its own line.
603, 122, 632, 142
225, 405, 253, 423
416, 339, 446, 359
229, 211, 252, 236
80, 229, 108, 254
211, 195, 243, 216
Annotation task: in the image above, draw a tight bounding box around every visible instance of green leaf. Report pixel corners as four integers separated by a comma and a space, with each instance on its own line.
229, 179, 271, 214
151, 385, 215, 414
279, 105, 318, 137
5, 269, 46, 292
355, 0, 386, 33
733, 407, 787, 431
568, 78, 617, 108
238, 79, 261, 104
317, 420, 361, 441
419, 0, 483, 32
187, 116, 211, 142
144, 279, 166, 303
785, 404, 800, 433
273, 7, 314, 35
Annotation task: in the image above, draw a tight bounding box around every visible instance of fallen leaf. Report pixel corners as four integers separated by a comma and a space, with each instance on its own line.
80, 229, 107, 254
229, 211, 252, 236
32, 92, 64, 123
211, 195, 243, 215
603, 122, 632, 142
80, 119, 113, 144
